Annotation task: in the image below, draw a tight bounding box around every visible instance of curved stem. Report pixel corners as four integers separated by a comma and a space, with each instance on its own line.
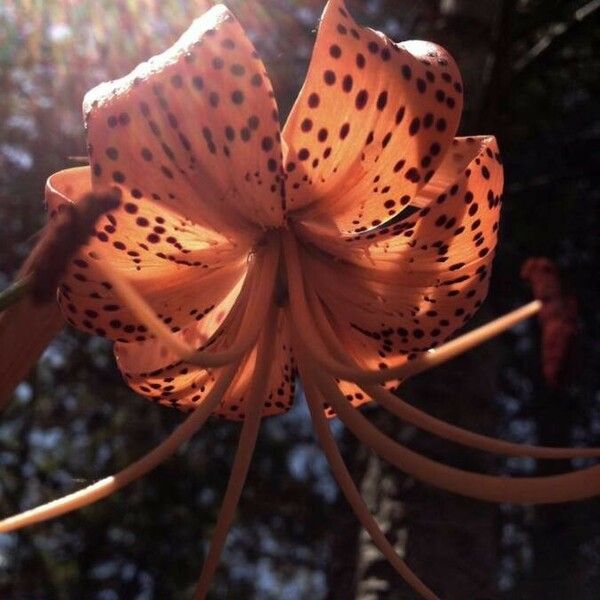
282, 229, 542, 384
309, 364, 600, 504
0, 275, 31, 313
0, 362, 238, 533
93, 239, 279, 368
301, 365, 439, 600
305, 283, 600, 459
193, 313, 275, 599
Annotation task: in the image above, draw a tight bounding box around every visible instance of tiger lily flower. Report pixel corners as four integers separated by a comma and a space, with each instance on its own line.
1, 2, 599, 598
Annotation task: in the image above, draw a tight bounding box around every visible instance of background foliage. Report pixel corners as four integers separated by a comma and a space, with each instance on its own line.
0, 1, 598, 598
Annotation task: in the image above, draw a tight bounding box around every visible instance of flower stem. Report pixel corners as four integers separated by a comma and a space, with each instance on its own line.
0, 275, 31, 314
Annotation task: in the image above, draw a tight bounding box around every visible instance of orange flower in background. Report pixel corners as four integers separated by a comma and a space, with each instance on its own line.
1, 1, 599, 598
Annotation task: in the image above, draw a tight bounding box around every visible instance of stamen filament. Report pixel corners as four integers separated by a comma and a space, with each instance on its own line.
305, 283, 600, 459
194, 314, 275, 599
366, 384, 600, 459
376, 300, 542, 382
93, 240, 279, 368
308, 363, 600, 504
0, 362, 238, 533
301, 368, 440, 600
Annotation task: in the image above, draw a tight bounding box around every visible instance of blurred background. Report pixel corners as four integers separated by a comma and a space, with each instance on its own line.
0, 0, 598, 598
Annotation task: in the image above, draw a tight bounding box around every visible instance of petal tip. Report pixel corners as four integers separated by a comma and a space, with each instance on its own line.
82, 3, 240, 115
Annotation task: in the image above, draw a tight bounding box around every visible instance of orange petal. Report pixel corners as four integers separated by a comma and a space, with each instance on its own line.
47, 167, 241, 267
302, 136, 502, 365
47, 167, 248, 343
306, 285, 403, 417
118, 308, 295, 420
283, 0, 462, 233
214, 308, 295, 420
115, 279, 250, 410
84, 5, 285, 233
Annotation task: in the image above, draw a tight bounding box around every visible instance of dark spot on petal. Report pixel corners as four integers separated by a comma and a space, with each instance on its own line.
355, 89, 368, 110
376, 91, 388, 111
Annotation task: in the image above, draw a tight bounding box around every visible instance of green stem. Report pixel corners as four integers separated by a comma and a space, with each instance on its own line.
0, 275, 32, 313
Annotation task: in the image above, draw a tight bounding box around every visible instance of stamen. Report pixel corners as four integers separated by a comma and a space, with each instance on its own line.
93, 239, 279, 368
0, 362, 238, 533
194, 314, 275, 599
366, 384, 600, 459
282, 228, 351, 367
305, 284, 600, 459
302, 368, 440, 600
309, 363, 600, 504
374, 300, 542, 382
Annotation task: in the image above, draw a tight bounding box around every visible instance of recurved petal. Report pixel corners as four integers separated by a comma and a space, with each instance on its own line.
114, 279, 247, 411
84, 4, 285, 234
353, 136, 503, 265
303, 136, 503, 366
47, 167, 248, 343
321, 324, 405, 418
118, 306, 295, 420
283, 0, 462, 234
